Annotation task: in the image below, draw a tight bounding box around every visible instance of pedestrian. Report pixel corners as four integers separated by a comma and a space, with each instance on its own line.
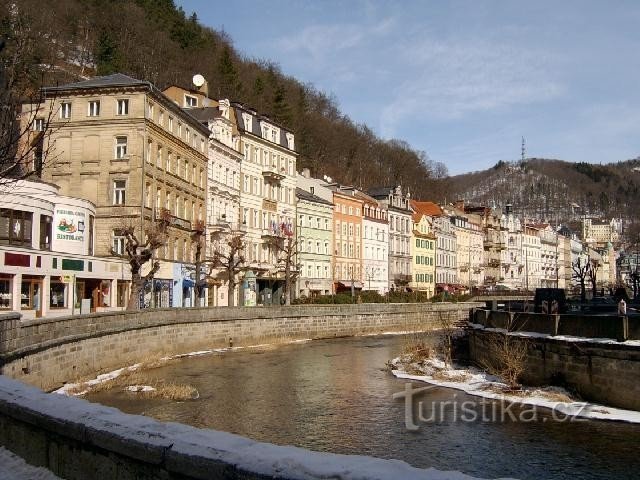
618, 298, 627, 316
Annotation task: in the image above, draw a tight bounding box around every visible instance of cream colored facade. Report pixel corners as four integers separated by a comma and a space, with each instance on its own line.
410, 213, 436, 295
26, 74, 209, 308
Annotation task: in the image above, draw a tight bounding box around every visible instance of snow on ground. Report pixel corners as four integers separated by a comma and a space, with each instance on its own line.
2, 376, 514, 480
0, 447, 61, 480
54, 338, 312, 396
391, 356, 640, 423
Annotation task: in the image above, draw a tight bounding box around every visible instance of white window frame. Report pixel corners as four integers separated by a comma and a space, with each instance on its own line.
113, 180, 126, 205
184, 94, 198, 107
117, 99, 129, 116
88, 100, 100, 117
112, 233, 126, 255
59, 102, 71, 119
115, 136, 128, 159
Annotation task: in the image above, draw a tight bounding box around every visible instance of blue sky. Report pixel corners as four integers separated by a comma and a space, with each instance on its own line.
179, 0, 640, 175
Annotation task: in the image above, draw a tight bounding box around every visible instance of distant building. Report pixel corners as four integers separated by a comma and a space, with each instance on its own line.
410, 201, 436, 296
357, 192, 388, 294
368, 186, 412, 291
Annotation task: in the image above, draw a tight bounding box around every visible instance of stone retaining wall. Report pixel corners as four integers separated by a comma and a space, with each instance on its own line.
468, 326, 640, 411
0, 303, 479, 391
0, 376, 474, 480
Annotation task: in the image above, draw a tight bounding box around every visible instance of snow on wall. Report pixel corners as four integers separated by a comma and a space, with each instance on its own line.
0, 376, 509, 480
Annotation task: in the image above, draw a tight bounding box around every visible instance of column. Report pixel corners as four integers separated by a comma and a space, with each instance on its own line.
41, 275, 50, 317
111, 279, 118, 308
11, 273, 21, 312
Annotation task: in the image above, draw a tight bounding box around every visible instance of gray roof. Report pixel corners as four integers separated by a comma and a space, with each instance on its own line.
232, 104, 294, 152
367, 186, 394, 198
43, 73, 149, 91
296, 187, 333, 206
187, 107, 222, 123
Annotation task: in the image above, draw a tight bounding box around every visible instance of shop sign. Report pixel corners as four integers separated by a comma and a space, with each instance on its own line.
54, 208, 86, 243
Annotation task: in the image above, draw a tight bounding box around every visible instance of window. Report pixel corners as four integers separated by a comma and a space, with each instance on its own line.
0, 209, 32, 247
113, 180, 126, 205
169, 116, 174, 131
0, 279, 11, 309
49, 282, 67, 309
59, 102, 71, 119
39, 214, 52, 250
186, 128, 191, 143
117, 99, 129, 115
33, 118, 44, 131
185, 94, 198, 107
115, 136, 128, 159
112, 231, 126, 254
88, 100, 100, 116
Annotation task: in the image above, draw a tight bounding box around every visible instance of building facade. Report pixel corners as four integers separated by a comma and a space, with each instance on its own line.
369, 186, 412, 291
359, 193, 389, 294
0, 181, 130, 319
29, 74, 209, 308
329, 186, 364, 293
296, 173, 333, 297
410, 201, 436, 296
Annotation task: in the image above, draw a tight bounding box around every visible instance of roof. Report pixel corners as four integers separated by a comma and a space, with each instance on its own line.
296, 188, 333, 206
232, 103, 295, 152
367, 186, 394, 198
411, 200, 443, 218
43, 73, 148, 91
187, 107, 222, 122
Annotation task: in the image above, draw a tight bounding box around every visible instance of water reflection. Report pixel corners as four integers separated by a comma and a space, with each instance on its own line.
86, 334, 640, 480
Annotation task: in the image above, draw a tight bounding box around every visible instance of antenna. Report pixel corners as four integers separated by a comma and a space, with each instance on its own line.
521, 136, 526, 162
192, 74, 205, 88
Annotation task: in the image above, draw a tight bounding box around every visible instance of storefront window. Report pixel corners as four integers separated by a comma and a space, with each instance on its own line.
21, 278, 41, 310
39, 214, 52, 250
0, 209, 33, 247
0, 278, 11, 309
49, 282, 67, 308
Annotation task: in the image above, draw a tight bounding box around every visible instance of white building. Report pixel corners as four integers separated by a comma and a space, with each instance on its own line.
0, 181, 130, 318
358, 193, 389, 294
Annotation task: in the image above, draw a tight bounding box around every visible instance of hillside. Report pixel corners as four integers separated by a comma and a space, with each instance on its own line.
0, 0, 448, 198
446, 157, 640, 223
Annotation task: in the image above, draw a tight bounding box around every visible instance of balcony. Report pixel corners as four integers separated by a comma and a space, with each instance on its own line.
262, 166, 286, 183
208, 219, 246, 234
155, 211, 191, 231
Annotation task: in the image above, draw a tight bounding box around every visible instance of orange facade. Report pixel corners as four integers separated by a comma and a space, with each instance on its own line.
332, 192, 364, 291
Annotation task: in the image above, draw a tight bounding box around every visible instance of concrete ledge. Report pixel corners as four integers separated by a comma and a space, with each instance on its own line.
0, 376, 482, 480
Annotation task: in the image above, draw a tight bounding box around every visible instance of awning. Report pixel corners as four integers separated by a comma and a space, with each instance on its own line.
182, 278, 195, 288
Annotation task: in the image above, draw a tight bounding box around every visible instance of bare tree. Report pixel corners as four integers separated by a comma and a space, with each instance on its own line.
265, 223, 299, 305
211, 231, 246, 307
572, 257, 590, 303
112, 209, 170, 310
0, 31, 58, 188
481, 314, 529, 390
586, 259, 601, 298
190, 219, 206, 306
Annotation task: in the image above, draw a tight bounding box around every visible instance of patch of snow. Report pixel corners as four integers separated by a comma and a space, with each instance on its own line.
471, 324, 640, 346
392, 358, 640, 424
1, 376, 512, 480
125, 385, 155, 393
0, 447, 61, 480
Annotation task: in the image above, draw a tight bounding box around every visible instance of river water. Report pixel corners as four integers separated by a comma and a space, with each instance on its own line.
86, 334, 640, 479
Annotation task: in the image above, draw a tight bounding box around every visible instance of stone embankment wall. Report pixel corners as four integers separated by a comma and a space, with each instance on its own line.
0, 303, 479, 391
0, 376, 467, 480
469, 310, 640, 411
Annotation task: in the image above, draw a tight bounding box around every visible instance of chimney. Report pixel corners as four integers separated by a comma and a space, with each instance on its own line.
454, 199, 465, 211
302, 168, 310, 178
505, 204, 513, 215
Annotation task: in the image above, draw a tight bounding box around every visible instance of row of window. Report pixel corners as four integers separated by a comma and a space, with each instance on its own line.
364, 246, 387, 261
242, 142, 295, 174
390, 214, 412, 234
300, 264, 330, 280
54, 98, 129, 122
147, 141, 205, 188
148, 101, 206, 154
334, 263, 362, 281
415, 255, 434, 266
363, 205, 387, 221
334, 241, 361, 258
363, 225, 387, 242
335, 221, 361, 239
144, 184, 203, 222
299, 214, 331, 230
299, 239, 330, 255
335, 204, 361, 216
241, 208, 291, 232
414, 273, 434, 284
243, 174, 294, 204
415, 239, 435, 250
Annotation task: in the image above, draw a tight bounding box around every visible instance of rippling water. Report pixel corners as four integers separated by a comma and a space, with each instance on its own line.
86, 334, 640, 480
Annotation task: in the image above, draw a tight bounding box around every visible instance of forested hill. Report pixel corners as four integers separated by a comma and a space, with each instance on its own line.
1, 0, 448, 198
445, 158, 640, 223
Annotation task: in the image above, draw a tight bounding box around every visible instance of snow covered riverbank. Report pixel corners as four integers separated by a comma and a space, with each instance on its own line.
391, 355, 640, 424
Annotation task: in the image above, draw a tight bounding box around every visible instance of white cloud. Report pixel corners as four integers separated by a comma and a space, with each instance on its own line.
380, 37, 565, 136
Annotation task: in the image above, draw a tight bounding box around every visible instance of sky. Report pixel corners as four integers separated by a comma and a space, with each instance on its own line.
178, 0, 640, 175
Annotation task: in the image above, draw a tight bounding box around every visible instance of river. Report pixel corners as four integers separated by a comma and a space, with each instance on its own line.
86, 333, 640, 480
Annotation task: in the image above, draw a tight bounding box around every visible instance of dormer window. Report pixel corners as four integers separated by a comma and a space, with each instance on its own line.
243, 114, 252, 131
184, 94, 198, 107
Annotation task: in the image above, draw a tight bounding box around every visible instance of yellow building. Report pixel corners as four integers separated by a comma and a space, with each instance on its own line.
410, 201, 436, 296
24, 74, 209, 307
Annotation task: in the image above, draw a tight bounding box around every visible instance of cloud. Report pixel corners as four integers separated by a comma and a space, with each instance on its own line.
380, 37, 565, 136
